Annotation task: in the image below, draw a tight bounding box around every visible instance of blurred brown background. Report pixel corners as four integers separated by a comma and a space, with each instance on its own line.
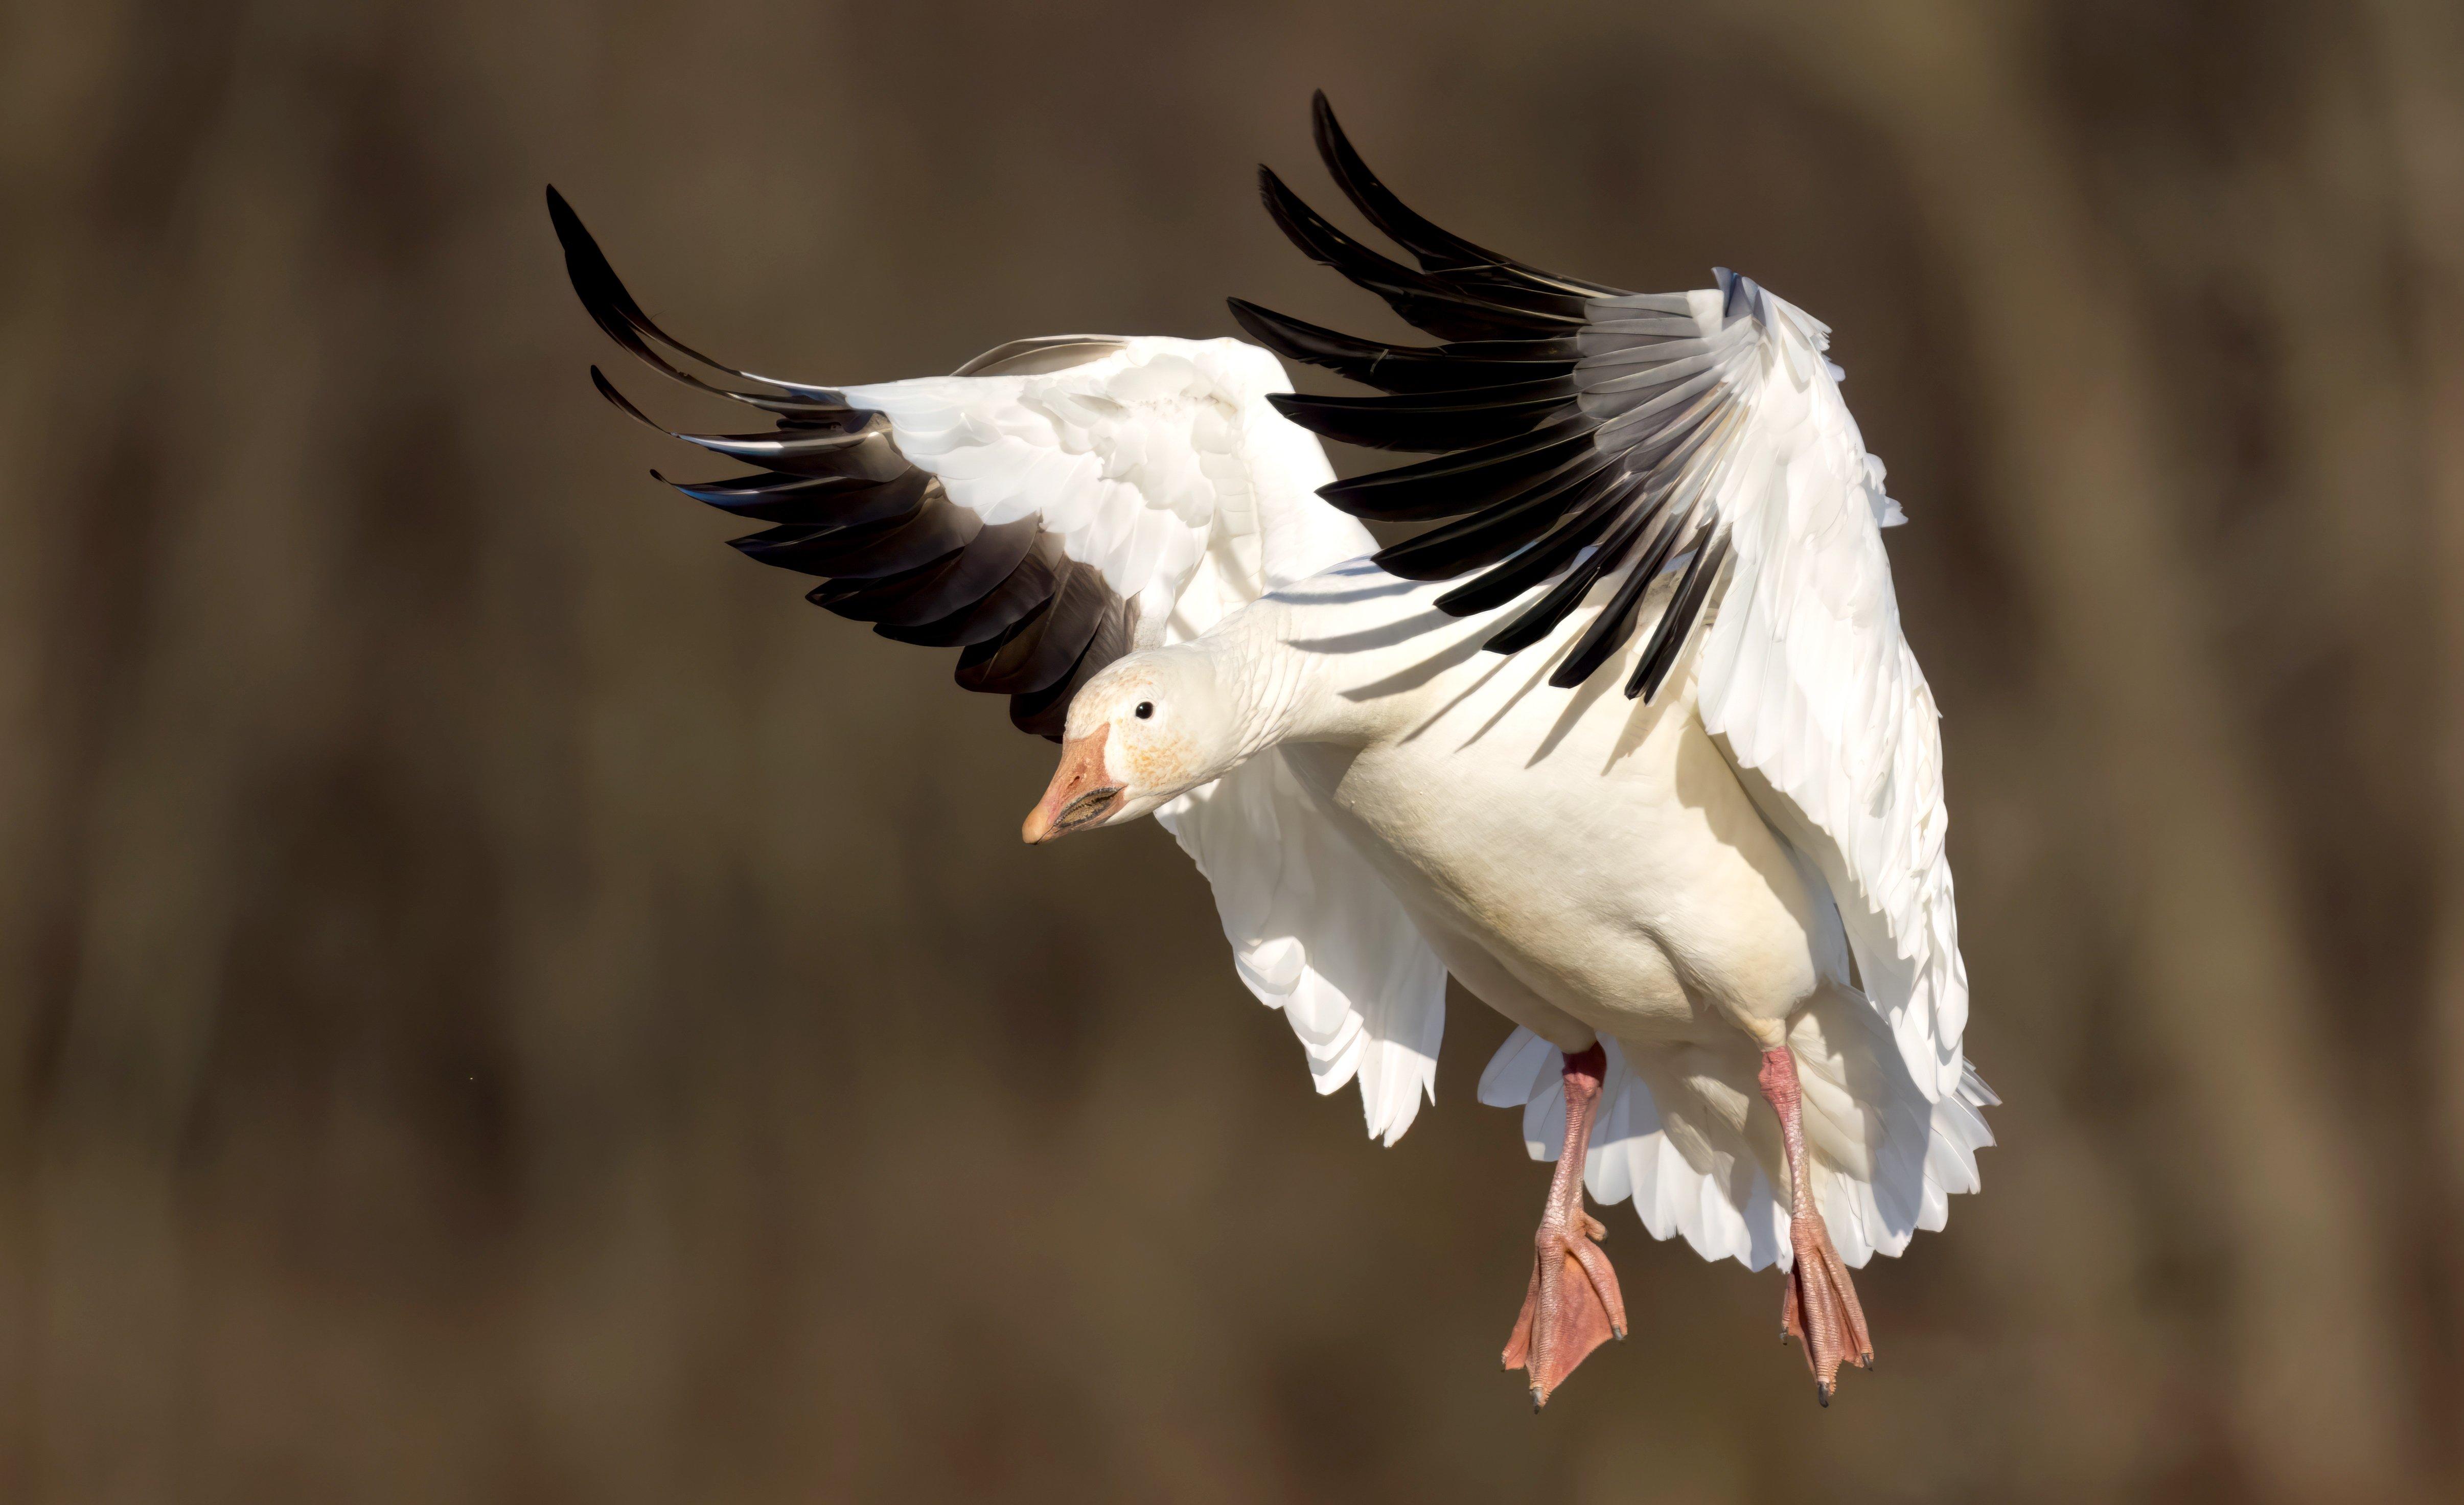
6, 1, 2464, 1500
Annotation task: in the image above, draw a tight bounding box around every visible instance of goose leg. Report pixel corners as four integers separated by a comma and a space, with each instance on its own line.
1758, 1047, 1873, 1405
1501, 1044, 1627, 1408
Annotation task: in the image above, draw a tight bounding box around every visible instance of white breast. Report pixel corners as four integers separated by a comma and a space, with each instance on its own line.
1266, 561, 1851, 1048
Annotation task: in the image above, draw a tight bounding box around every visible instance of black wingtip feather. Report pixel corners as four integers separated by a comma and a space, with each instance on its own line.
1267, 386, 1573, 453
1433, 477, 1641, 618
590, 365, 662, 431
1548, 506, 1692, 688
1256, 164, 1587, 342
1308, 94, 1496, 275
1480, 488, 1688, 657
1384, 457, 1623, 585
1307, 96, 1622, 298
1230, 298, 1578, 396
1628, 530, 1730, 702
544, 183, 586, 256
566, 195, 1133, 740
873, 523, 1049, 649
550, 191, 686, 364
1317, 419, 1597, 522
1226, 297, 1399, 372
1247, 97, 1762, 699
555, 188, 848, 416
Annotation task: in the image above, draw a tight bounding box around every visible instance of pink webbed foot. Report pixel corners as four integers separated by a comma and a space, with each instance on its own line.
1500, 1045, 1628, 1408
1759, 1047, 1874, 1405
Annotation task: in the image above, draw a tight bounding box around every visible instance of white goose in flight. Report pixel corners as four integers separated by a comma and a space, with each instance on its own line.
552, 95, 1992, 1408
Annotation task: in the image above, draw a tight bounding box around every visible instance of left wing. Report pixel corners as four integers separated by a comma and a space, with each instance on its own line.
1159, 751, 1448, 1145
1240, 97, 1967, 1101
552, 186, 1360, 738
552, 187, 1450, 1138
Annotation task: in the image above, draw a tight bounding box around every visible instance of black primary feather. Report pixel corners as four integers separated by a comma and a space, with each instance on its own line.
553, 189, 1135, 738
1307, 93, 1620, 299
1227, 299, 1576, 394
1237, 102, 1757, 700
1628, 530, 1731, 701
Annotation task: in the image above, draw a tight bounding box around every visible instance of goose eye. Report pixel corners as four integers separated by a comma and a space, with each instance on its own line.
1134, 702, 1155, 720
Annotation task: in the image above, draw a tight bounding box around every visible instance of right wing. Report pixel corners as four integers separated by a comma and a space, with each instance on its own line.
551, 189, 1450, 1141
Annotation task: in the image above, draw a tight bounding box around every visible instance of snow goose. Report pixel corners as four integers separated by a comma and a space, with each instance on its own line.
550, 95, 1991, 1409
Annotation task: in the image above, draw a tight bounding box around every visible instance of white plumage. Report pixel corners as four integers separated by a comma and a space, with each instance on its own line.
556, 96, 1991, 1403
815, 289, 1994, 1270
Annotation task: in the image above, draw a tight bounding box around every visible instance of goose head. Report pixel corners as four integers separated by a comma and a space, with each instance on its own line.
1022, 649, 1243, 843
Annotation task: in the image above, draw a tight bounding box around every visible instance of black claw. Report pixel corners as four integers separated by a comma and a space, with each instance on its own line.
1530, 1389, 1545, 1414
1816, 1382, 1832, 1408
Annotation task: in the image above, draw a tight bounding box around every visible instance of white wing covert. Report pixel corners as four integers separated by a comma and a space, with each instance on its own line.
837, 337, 1370, 651
552, 187, 1449, 1140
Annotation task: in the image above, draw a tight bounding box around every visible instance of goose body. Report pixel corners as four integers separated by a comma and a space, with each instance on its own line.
1092, 561, 1989, 1280
1202, 564, 1840, 1054
554, 95, 1991, 1407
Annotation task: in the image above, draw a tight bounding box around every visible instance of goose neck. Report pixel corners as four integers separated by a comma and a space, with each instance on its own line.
1209, 601, 1317, 761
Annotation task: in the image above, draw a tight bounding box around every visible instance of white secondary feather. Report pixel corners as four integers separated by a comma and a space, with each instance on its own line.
843, 337, 1449, 1139
1580, 272, 1969, 1102
1160, 751, 1448, 1144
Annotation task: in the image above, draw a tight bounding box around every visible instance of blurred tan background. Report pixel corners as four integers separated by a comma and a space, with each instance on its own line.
6, 1, 2464, 1500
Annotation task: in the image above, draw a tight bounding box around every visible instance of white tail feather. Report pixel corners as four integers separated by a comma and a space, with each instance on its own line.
1479, 1003, 1994, 1271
